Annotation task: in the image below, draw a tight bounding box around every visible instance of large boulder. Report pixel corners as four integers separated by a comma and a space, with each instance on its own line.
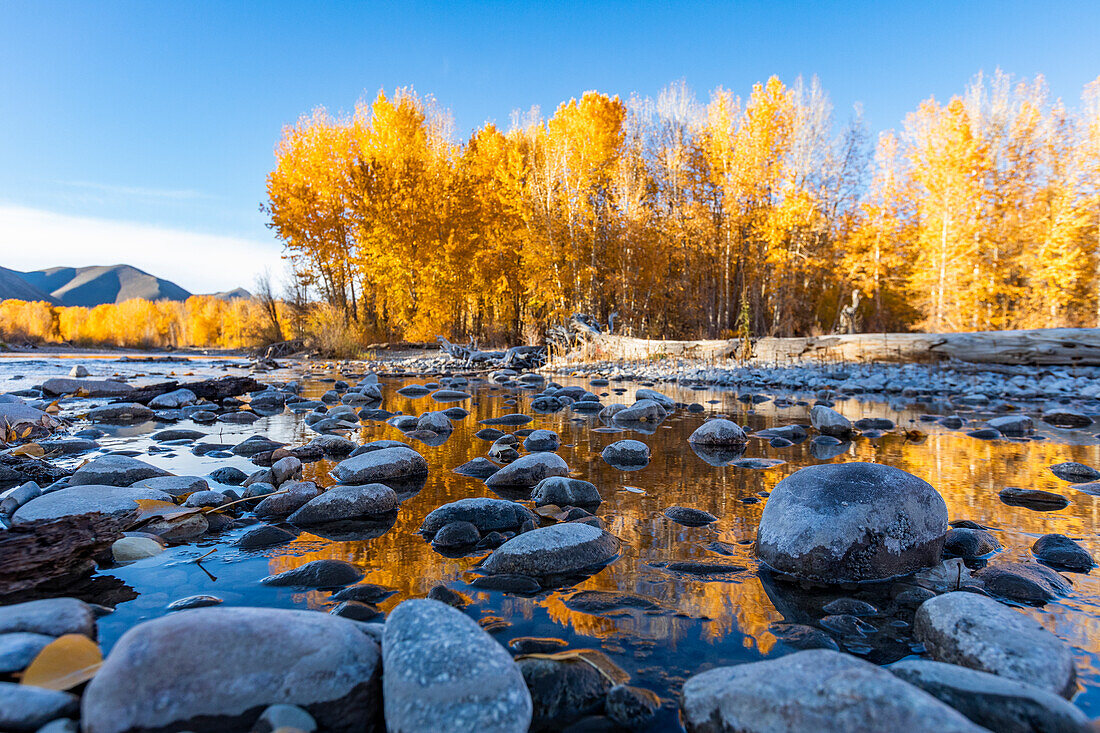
484, 452, 569, 489
382, 599, 531, 733
81, 607, 382, 733
69, 455, 170, 487
329, 446, 428, 485
11, 485, 170, 524
481, 523, 619, 577
913, 591, 1077, 698
755, 462, 948, 583
890, 659, 1091, 733
681, 649, 983, 732
418, 498, 537, 538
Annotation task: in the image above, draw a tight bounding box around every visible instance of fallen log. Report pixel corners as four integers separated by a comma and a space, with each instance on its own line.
0, 512, 124, 597
560, 328, 1100, 367
118, 375, 265, 405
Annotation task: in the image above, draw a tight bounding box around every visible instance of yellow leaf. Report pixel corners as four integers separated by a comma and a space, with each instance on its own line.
21, 634, 103, 690
10, 443, 44, 457
18, 426, 32, 438
133, 499, 202, 522
45, 400, 60, 414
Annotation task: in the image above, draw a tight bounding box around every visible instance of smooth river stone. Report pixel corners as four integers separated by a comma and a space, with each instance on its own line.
481, 523, 620, 577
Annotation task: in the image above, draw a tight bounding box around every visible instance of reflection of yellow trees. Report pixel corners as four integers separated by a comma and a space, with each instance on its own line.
0, 296, 284, 348
260, 378, 1100, 666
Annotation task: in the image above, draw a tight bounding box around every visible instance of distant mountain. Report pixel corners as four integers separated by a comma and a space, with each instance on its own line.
17, 265, 192, 307
206, 287, 253, 300
0, 265, 59, 304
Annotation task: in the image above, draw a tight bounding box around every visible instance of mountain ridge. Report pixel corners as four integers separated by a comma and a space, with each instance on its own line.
0, 264, 250, 306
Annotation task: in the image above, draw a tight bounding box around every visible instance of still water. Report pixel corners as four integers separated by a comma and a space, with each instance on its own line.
4, 354, 1100, 728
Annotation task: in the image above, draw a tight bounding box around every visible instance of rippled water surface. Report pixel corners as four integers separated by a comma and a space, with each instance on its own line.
4, 353, 1100, 728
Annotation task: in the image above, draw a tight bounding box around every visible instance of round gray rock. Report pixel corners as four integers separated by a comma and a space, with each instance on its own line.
382, 599, 531, 733
530, 477, 602, 508
287, 483, 398, 525
419, 498, 537, 538
481, 523, 619, 577
913, 591, 1078, 698
756, 462, 949, 583
11, 485, 171, 524
329, 446, 428, 485
688, 418, 747, 445
681, 649, 984, 732
484, 452, 569, 489
80, 607, 381, 733
69, 455, 170, 487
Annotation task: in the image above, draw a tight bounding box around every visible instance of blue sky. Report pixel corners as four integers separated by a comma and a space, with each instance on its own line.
1, 0, 1098, 291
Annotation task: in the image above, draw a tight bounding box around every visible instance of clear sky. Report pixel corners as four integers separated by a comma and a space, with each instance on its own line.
1, 0, 1098, 292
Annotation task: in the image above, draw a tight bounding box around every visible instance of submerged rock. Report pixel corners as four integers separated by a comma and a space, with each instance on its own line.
756, 462, 949, 583
998, 486, 1069, 511
519, 652, 617, 728
81, 607, 381, 733
913, 591, 1077, 698
382, 599, 531, 733
681, 649, 983, 732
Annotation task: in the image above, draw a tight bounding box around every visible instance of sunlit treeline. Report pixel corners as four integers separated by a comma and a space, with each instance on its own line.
0, 296, 284, 348
266, 71, 1100, 342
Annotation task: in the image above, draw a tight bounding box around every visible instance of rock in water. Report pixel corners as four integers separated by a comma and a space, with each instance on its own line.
890, 659, 1091, 733
810, 405, 853, 437
0, 682, 79, 732
80, 607, 381, 733
287, 483, 398, 525
1032, 533, 1095, 572
681, 649, 983, 732
1049, 461, 1100, 483
0, 598, 96, 638
382, 599, 531, 733
519, 653, 616, 728
973, 562, 1072, 604
755, 462, 948, 583
419, 498, 537, 538
601, 440, 650, 468
11, 485, 171, 524
484, 452, 569, 489
913, 591, 1077, 698
481, 523, 619, 577
530, 476, 602, 508
69, 454, 170, 487
261, 559, 363, 588
688, 418, 747, 445
329, 446, 428, 484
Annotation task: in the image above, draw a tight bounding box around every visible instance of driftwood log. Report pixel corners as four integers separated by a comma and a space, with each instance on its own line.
0, 512, 123, 597
559, 328, 1100, 367
118, 375, 264, 405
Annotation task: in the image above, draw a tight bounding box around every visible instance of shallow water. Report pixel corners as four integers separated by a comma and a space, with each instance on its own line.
5, 353, 1100, 728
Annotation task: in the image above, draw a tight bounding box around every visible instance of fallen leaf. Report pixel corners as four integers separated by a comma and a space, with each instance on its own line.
21, 634, 102, 690
133, 499, 202, 522
10, 443, 44, 457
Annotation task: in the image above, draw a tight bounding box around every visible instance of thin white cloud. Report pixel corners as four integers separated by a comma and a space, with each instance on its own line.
0, 204, 286, 294
54, 181, 216, 200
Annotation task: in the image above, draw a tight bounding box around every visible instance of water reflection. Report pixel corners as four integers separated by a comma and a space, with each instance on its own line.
9, 356, 1100, 725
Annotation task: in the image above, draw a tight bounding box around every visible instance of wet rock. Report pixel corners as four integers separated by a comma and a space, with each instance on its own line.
606, 685, 661, 730
523, 429, 560, 452
986, 415, 1033, 436
635, 388, 674, 408
890, 659, 1090, 733
69, 455, 170, 487
0, 682, 79, 732
485, 452, 570, 489
819, 614, 876, 637
270, 456, 303, 486
688, 418, 747, 445
613, 399, 666, 424
41, 377, 132, 397
1032, 534, 1095, 572
974, 562, 1072, 604
261, 559, 364, 588
810, 404, 854, 437
509, 637, 568, 654
488, 439, 521, 463
330, 583, 398, 604
476, 427, 507, 441
531, 477, 602, 508
12, 485, 170, 524
0, 598, 96, 638
431, 389, 471, 402
1049, 461, 1100, 483
419, 498, 538, 538
943, 527, 1001, 558
231, 436, 286, 457
254, 481, 323, 518
432, 521, 481, 548
564, 590, 667, 615
600, 440, 650, 468
143, 512, 209, 542
967, 428, 1002, 439
1041, 408, 1093, 428
425, 584, 470, 608
111, 536, 164, 563
480, 413, 534, 426
482, 523, 620, 577
329, 446, 429, 485
167, 594, 223, 611
768, 623, 840, 651
307, 434, 357, 456
397, 384, 431, 397
681, 649, 982, 732
236, 524, 297, 549
998, 486, 1069, 511
87, 402, 155, 422
209, 466, 249, 485
453, 458, 501, 478
756, 462, 949, 583
184, 490, 229, 508
330, 600, 383, 622
148, 388, 197, 408
81, 607, 381, 733
151, 428, 205, 442
822, 598, 878, 616
520, 653, 615, 729
252, 703, 318, 733
37, 436, 99, 455
382, 599, 531, 733
913, 591, 1077, 697
0, 632, 53, 673
663, 506, 717, 526
287, 484, 398, 525
416, 411, 454, 435
470, 574, 543, 594
132, 475, 209, 497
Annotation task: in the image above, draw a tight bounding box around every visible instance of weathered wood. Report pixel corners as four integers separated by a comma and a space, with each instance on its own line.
119, 375, 265, 405
0, 512, 123, 596
559, 328, 1100, 366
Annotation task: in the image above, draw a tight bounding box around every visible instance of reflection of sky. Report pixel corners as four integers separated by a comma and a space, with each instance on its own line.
7, 355, 1100, 723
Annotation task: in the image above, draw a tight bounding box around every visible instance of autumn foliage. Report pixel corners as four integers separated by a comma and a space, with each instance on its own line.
267, 72, 1100, 341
